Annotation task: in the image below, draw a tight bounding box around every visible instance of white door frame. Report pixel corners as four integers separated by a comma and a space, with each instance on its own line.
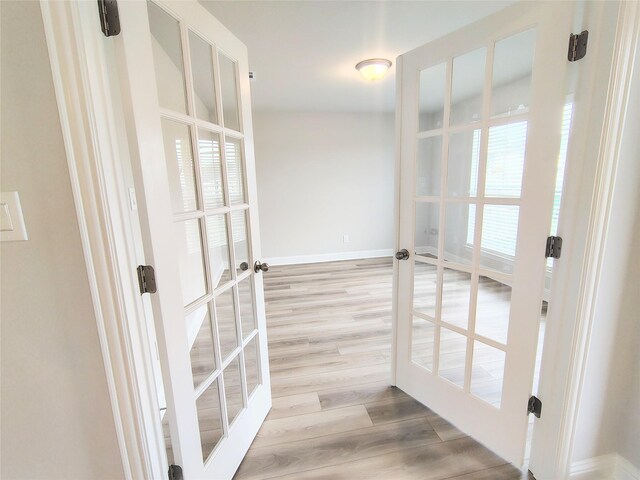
528, 1, 639, 478
40, 1, 168, 478
40, 0, 637, 478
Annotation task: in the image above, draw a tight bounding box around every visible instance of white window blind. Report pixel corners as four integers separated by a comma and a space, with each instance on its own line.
466, 103, 573, 258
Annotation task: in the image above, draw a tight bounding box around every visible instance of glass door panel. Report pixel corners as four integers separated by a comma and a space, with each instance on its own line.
174, 219, 207, 306
447, 130, 480, 197
219, 53, 241, 131
196, 379, 224, 461
188, 304, 216, 388
411, 316, 436, 371
188, 31, 218, 124
231, 209, 249, 273
206, 214, 232, 289
471, 341, 506, 407
491, 29, 536, 118
223, 355, 244, 426
198, 130, 224, 209
416, 136, 442, 197
243, 336, 261, 398
450, 47, 486, 126
162, 119, 198, 214
419, 62, 446, 132
214, 287, 238, 362
438, 327, 467, 388
414, 202, 439, 259
147, 1, 188, 114
225, 138, 246, 205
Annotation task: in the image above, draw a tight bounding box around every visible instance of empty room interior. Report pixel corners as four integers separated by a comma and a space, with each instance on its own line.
1, 1, 639, 480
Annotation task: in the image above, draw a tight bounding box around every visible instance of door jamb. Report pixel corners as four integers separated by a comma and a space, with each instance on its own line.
529, 1, 640, 478
40, 0, 638, 478
40, 1, 165, 478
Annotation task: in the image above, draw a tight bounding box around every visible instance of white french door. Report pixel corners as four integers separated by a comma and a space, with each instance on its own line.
394, 1, 573, 465
115, 1, 270, 478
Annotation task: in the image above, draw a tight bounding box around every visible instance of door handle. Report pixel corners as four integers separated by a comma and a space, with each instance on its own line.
254, 261, 269, 273
395, 249, 410, 261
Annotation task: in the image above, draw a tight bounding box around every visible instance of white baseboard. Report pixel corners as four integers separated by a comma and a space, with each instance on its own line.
570, 454, 640, 480
264, 249, 394, 266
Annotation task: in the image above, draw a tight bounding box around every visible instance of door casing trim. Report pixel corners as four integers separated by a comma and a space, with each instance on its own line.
40, 1, 166, 478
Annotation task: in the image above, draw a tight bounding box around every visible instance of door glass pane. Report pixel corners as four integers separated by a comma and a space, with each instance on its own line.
491, 29, 536, 118
485, 121, 528, 198
244, 336, 260, 398
475, 276, 511, 345
223, 355, 244, 426
214, 287, 238, 361
198, 130, 225, 209
238, 277, 256, 338
225, 138, 246, 205
448, 130, 480, 197
480, 205, 519, 275
196, 378, 223, 461
175, 219, 207, 306
451, 47, 486, 126
188, 304, 216, 388
419, 62, 446, 131
441, 268, 471, 330
189, 31, 217, 123
412, 316, 435, 371
147, 1, 187, 114
207, 214, 232, 289
416, 136, 442, 197
444, 203, 474, 267
219, 53, 241, 131
162, 119, 197, 213
231, 209, 249, 274
415, 202, 439, 259
471, 341, 506, 408
438, 327, 467, 388
413, 262, 437, 318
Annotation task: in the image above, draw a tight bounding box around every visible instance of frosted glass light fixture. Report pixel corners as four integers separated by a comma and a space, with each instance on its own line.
356, 58, 392, 81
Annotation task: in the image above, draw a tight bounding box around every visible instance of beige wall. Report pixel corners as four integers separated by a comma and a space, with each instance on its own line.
571, 38, 640, 469
253, 111, 395, 261
0, 2, 124, 478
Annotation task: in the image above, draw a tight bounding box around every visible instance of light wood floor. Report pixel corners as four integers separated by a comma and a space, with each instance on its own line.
233, 257, 526, 480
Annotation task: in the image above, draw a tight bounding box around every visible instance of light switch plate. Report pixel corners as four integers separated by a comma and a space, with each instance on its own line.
0, 192, 28, 241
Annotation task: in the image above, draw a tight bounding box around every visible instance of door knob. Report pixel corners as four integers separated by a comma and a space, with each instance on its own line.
239, 262, 249, 271
395, 249, 410, 261
254, 261, 269, 273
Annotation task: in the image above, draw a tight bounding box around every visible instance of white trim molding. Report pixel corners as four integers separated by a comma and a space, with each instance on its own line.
555, 1, 640, 477
265, 248, 394, 266
529, 1, 640, 478
571, 455, 640, 480
40, 1, 166, 478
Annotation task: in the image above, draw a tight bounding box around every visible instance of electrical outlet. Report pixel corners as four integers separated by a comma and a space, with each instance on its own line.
343, 234, 350, 243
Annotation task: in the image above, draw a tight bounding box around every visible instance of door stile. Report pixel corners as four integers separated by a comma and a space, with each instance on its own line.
114, 2, 205, 476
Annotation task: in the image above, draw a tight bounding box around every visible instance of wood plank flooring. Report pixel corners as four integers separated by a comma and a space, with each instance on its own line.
234, 257, 526, 480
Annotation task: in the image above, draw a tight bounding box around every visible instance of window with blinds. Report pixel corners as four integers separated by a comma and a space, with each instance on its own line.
466, 103, 573, 259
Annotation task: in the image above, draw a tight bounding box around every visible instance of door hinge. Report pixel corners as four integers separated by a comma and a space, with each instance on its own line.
568, 30, 588, 62
97, 0, 121, 37
137, 265, 157, 294
528, 395, 542, 418
168, 465, 183, 480
545, 236, 563, 259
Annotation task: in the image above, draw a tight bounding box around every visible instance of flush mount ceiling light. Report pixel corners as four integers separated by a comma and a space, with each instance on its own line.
355, 58, 392, 81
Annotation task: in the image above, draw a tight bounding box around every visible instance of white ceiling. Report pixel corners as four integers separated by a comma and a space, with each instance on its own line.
200, 1, 517, 113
